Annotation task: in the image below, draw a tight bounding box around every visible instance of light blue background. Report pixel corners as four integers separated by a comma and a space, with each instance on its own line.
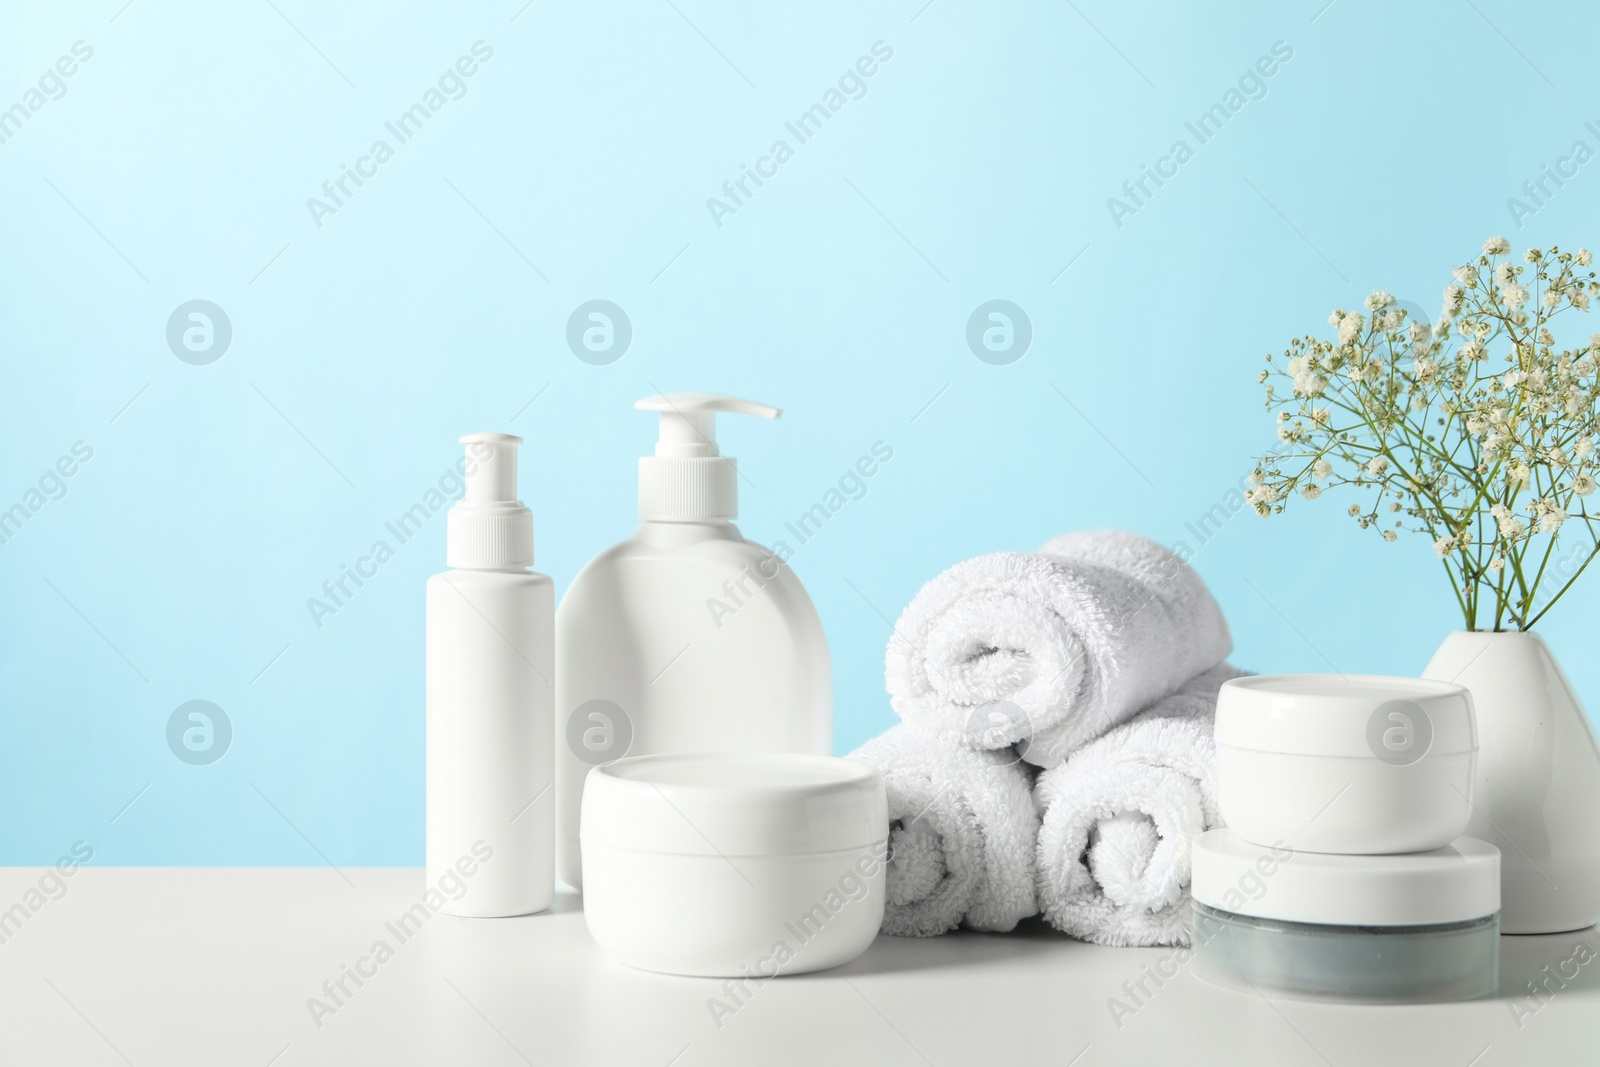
3, 0, 1596, 865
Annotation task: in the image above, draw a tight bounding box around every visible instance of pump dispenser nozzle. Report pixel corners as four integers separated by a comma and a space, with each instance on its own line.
447, 432, 534, 568
635, 393, 780, 521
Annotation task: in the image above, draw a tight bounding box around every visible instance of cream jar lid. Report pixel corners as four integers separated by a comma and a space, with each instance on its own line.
580, 753, 887, 857
1215, 674, 1477, 757
1192, 829, 1500, 926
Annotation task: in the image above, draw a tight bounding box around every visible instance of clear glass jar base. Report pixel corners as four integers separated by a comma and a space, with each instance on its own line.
1191, 902, 1499, 1003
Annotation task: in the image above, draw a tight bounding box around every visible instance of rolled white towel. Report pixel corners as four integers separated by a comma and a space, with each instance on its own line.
885, 529, 1231, 768
848, 725, 1039, 937
1034, 664, 1243, 947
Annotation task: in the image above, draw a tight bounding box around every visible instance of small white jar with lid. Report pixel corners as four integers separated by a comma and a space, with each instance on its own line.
1216, 674, 1477, 854
581, 753, 887, 978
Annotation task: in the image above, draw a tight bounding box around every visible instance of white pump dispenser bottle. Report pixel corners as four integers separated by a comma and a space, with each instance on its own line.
556, 393, 832, 889
426, 432, 555, 916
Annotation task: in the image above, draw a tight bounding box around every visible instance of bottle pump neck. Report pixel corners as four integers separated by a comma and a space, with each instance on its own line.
447, 433, 534, 568
635, 393, 780, 522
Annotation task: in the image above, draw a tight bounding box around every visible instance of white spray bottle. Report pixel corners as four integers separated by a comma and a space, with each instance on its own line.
555, 393, 832, 889
426, 432, 554, 916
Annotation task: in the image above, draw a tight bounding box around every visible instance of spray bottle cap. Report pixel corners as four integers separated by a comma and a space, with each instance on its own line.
447, 432, 534, 567
636, 392, 780, 521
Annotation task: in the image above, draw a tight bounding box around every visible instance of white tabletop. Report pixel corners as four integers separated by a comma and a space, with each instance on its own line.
0, 867, 1592, 1066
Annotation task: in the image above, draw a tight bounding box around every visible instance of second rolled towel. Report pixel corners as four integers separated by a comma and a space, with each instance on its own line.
885, 529, 1231, 768
1034, 663, 1243, 947
848, 725, 1039, 937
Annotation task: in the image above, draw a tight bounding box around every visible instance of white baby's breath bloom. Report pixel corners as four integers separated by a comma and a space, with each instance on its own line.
1410, 321, 1431, 342
1300, 484, 1322, 500
1434, 535, 1454, 557
1490, 503, 1511, 521
1310, 407, 1331, 425
1524, 248, 1542, 264
1539, 507, 1567, 533
1338, 313, 1363, 345
1574, 473, 1597, 496
1248, 484, 1281, 505
1507, 461, 1531, 486
1488, 556, 1505, 572
1382, 529, 1398, 542
1366, 290, 1394, 311
1501, 283, 1529, 308
1383, 309, 1403, 330
1312, 458, 1333, 479
1544, 289, 1561, 309
1484, 236, 1510, 255
1576, 437, 1595, 459
1578, 249, 1593, 267
1414, 357, 1437, 381
1574, 290, 1591, 311
1347, 503, 1361, 517
1368, 455, 1389, 474
1454, 265, 1479, 285
1494, 262, 1515, 287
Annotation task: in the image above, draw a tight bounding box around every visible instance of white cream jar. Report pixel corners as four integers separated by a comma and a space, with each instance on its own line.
1216, 674, 1477, 854
581, 753, 888, 977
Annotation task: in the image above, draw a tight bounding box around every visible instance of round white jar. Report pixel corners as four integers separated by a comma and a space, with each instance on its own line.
581, 753, 887, 977
1216, 674, 1477, 854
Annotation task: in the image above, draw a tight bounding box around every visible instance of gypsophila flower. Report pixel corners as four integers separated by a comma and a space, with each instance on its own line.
1338, 313, 1362, 345
1251, 237, 1600, 630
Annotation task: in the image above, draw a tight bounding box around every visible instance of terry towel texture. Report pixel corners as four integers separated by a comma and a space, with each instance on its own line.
848, 725, 1040, 937
885, 529, 1231, 769
1033, 663, 1244, 947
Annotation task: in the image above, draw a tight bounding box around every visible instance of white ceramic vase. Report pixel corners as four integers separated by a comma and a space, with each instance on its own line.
1423, 631, 1600, 934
